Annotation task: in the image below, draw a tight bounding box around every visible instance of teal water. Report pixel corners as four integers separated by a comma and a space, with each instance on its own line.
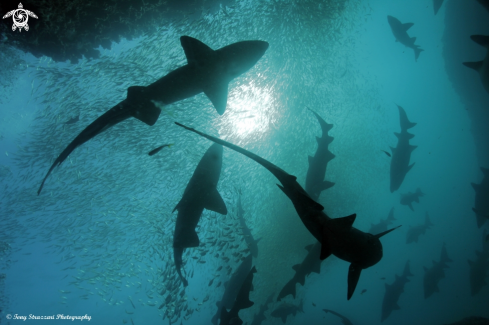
0, 1, 488, 324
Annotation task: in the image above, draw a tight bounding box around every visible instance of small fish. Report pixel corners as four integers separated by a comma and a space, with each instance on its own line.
208, 279, 214, 286
148, 144, 173, 156
64, 115, 79, 125
361, 289, 367, 295
312, 302, 316, 307
216, 266, 222, 271
381, 150, 391, 157
380, 277, 386, 280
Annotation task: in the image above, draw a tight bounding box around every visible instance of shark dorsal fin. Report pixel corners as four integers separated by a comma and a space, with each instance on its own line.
463, 61, 484, 72
204, 188, 228, 215
471, 35, 489, 48
403, 22, 414, 31
330, 214, 357, 229
180, 36, 214, 65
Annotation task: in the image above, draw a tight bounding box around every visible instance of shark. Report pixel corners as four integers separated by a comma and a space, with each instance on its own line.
277, 242, 322, 301
468, 230, 489, 296
381, 260, 413, 322
423, 243, 452, 298
250, 292, 275, 325
369, 207, 396, 235
389, 105, 417, 193
173, 143, 227, 287
37, 36, 269, 195
305, 108, 335, 201
463, 35, 489, 95
387, 15, 424, 62
237, 191, 261, 258
175, 122, 401, 300
433, 0, 445, 15
271, 301, 304, 324
406, 212, 433, 244
471, 167, 489, 228
323, 309, 354, 325
400, 188, 424, 211
219, 265, 257, 325
212, 254, 252, 325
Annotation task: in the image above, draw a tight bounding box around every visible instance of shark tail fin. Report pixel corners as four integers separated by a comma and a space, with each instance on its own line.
127, 86, 161, 126
470, 35, 489, 48
414, 47, 424, 62
463, 61, 484, 72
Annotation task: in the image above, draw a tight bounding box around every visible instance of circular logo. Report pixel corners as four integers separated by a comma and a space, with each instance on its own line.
6, 314, 12, 319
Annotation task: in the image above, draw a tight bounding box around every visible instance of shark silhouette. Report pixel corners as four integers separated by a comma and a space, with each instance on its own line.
219, 265, 257, 325
369, 207, 396, 235
175, 122, 401, 300
423, 243, 452, 298
271, 301, 304, 324
37, 36, 269, 195
471, 167, 489, 228
173, 143, 227, 286
463, 35, 489, 95
389, 105, 417, 193
212, 254, 252, 325
381, 260, 413, 322
406, 212, 433, 244
400, 188, 424, 211
387, 15, 424, 62
305, 108, 335, 201
277, 242, 322, 301
237, 191, 261, 258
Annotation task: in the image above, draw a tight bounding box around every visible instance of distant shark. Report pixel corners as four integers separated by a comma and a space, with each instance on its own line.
219, 265, 257, 325
271, 301, 304, 324
381, 261, 413, 322
175, 122, 401, 300
323, 309, 354, 325
471, 167, 489, 228
433, 0, 444, 15
406, 212, 433, 244
305, 108, 335, 201
237, 191, 261, 258
463, 35, 489, 95
369, 207, 396, 235
389, 105, 417, 193
173, 143, 227, 287
387, 15, 424, 62
400, 188, 424, 211
423, 243, 452, 298
277, 242, 322, 301
37, 36, 269, 195
212, 254, 252, 325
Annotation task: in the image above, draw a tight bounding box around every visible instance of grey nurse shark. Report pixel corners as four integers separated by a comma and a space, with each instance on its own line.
173, 143, 227, 286
463, 35, 489, 95
175, 122, 401, 300
38, 36, 268, 194
387, 15, 424, 62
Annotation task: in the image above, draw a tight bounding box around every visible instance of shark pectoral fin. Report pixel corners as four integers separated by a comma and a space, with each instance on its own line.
204, 189, 227, 215
127, 86, 161, 126
304, 244, 314, 252
320, 181, 335, 191
408, 203, 414, 211
463, 61, 484, 71
347, 264, 362, 300
407, 163, 415, 172
409, 145, 417, 152
186, 229, 200, 247
470, 35, 489, 48
471, 183, 481, 192
292, 264, 300, 272
389, 146, 395, 154
172, 200, 181, 213
180, 36, 214, 65
403, 22, 414, 30
411, 36, 417, 43
300, 193, 324, 211
203, 82, 229, 115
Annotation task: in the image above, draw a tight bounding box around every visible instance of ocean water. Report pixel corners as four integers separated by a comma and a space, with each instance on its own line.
0, 1, 488, 325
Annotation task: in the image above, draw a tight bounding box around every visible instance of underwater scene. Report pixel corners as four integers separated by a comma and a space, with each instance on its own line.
1, 0, 489, 324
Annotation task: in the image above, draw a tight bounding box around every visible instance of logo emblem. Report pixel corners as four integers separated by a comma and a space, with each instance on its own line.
2, 3, 38, 32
